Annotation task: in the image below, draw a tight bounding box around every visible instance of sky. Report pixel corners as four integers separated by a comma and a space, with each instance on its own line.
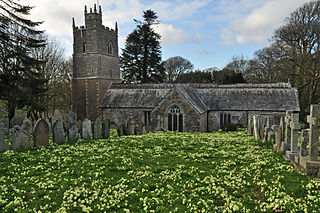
21, 0, 310, 70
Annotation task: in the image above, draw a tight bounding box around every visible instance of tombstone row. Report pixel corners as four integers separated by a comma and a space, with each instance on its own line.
247, 105, 320, 176
116, 118, 150, 137
0, 110, 111, 153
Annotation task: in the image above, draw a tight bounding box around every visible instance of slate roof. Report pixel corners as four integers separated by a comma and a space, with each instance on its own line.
99, 83, 300, 113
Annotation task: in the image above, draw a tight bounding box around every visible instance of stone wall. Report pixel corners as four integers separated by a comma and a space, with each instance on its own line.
152, 89, 201, 132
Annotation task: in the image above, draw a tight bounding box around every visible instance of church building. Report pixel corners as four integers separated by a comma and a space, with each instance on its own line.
72, 5, 300, 132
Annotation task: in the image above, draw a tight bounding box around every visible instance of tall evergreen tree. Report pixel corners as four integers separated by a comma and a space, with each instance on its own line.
120, 10, 165, 83
0, 1, 46, 120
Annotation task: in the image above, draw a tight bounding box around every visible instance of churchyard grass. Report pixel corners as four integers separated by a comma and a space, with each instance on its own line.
0, 130, 319, 212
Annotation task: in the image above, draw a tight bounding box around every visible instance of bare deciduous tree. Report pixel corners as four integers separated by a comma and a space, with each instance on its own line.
163, 56, 194, 83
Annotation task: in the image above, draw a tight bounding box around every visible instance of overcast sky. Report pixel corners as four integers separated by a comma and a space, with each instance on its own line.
21, 0, 309, 70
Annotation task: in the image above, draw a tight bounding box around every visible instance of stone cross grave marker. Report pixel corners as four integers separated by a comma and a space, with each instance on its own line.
286, 113, 300, 160
11, 125, 31, 150
53, 119, 65, 145
33, 119, 49, 147
307, 105, 319, 161
0, 123, 8, 152
82, 119, 91, 140
93, 118, 102, 140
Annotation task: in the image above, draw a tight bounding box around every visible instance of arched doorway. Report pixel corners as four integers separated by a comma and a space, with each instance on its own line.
168, 105, 183, 132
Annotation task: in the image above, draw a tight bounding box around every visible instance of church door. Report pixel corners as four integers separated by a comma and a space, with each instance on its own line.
168, 105, 183, 132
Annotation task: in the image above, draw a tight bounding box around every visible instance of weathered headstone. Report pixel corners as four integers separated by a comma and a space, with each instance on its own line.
44, 117, 52, 134
266, 117, 270, 129
0, 123, 8, 152
253, 115, 259, 139
10, 125, 30, 150
93, 118, 102, 140
286, 113, 300, 160
285, 110, 293, 151
263, 127, 271, 142
300, 105, 320, 175
10, 116, 24, 128
308, 105, 319, 161
271, 125, 279, 132
68, 124, 79, 143
267, 130, 275, 142
53, 119, 65, 145
66, 112, 78, 143
33, 119, 49, 147
0, 118, 9, 136
276, 120, 284, 152
82, 119, 91, 140
52, 109, 63, 127
300, 129, 309, 158
66, 112, 77, 130
21, 118, 33, 135
102, 119, 110, 139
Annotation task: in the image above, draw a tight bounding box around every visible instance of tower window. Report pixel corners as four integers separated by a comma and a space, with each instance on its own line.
82, 42, 86, 53
107, 41, 113, 54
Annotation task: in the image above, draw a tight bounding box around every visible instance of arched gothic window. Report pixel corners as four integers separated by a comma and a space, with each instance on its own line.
168, 105, 183, 132
107, 41, 113, 54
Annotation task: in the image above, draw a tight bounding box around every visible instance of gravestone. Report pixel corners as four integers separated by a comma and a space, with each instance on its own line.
308, 105, 319, 161
0, 123, 8, 152
263, 127, 271, 142
127, 119, 135, 135
284, 110, 293, 151
82, 119, 91, 140
280, 116, 285, 141
253, 115, 259, 139
266, 117, 270, 129
21, 118, 33, 135
267, 130, 275, 142
286, 113, 300, 160
52, 109, 63, 127
53, 119, 65, 145
10, 116, 24, 128
102, 120, 110, 139
10, 125, 30, 150
93, 118, 102, 140
44, 117, 52, 134
276, 119, 284, 152
68, 124, 79, 143
260, 118, 266, 140
66, 112, 78, 143
0, 118, 9, 136
296, 129, 309, 165
117, 124, 124, 137
300, 105, 320, 175
66, 112, 77, 130
33, 119, 49, 147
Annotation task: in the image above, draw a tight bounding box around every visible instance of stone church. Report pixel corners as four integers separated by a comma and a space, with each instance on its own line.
72, 5, 300, 132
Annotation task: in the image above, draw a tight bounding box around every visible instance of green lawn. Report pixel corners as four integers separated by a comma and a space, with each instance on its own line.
0, 130, 319, 212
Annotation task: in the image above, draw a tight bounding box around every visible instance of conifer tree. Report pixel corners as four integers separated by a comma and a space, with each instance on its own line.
120, 10, 165, 83
0, 1, 46, 120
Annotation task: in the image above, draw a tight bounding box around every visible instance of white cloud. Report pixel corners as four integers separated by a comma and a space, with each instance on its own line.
154, 24, 189, 46
198, 48, 209, 55
218, 0, 310, 45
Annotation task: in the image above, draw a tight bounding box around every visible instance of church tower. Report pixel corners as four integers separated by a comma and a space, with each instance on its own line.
72, 4, 121, 121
